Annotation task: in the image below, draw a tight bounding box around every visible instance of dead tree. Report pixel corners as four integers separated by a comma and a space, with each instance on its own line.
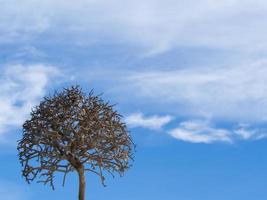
17, 85, 134, 200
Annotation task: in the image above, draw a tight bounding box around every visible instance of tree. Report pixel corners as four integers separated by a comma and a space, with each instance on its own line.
17, 85, 134, 200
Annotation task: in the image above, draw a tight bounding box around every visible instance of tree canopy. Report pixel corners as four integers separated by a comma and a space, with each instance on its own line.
17, 85, 134, 200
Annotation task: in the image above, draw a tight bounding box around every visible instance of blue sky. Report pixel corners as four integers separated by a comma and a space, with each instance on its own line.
1, 0, 267, 199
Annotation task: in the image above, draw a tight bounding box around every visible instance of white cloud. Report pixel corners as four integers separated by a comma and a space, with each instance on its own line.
234, 128, 254, 140
234, 124, 267, 140
124, 112, 267, 144
168, 120, 232, 143
122, 59, 267, 122
0, 64, 60, 142
1, 0, 267, 53
168, 120, 267, 144
125, 112, 173, 130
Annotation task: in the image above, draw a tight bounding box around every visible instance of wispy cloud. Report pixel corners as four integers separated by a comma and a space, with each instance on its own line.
234, 124, 267, 141
1, 0, 267, 53
125, 112, 173, 130
169, 120, 267, 144
0, 64, 60, 142
125, 113, 267, 144
122, 59, 267, 122
168, 120, 232, 144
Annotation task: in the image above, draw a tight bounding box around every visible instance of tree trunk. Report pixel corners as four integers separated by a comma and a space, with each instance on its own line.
77, 167, 86, 200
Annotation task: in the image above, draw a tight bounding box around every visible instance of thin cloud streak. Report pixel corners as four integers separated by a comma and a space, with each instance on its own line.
125, 112, 173, 130
168, 120, 232, 144
168, 120, 267, 144
125, 113, 267, 144
124, 59, 267, 122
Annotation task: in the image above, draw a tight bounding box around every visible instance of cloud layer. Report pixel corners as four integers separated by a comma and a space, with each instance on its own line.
2, 0, 267, 53
1, 1, 267, 145
122, 59, 267, 122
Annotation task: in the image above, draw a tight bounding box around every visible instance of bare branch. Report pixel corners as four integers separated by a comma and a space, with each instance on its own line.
17, 85, 135, 192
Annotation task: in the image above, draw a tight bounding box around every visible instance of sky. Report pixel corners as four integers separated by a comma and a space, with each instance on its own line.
1, 0, 267, 199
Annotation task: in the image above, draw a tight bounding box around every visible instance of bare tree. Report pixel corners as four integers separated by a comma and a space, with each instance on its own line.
17, 85, 134, 200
